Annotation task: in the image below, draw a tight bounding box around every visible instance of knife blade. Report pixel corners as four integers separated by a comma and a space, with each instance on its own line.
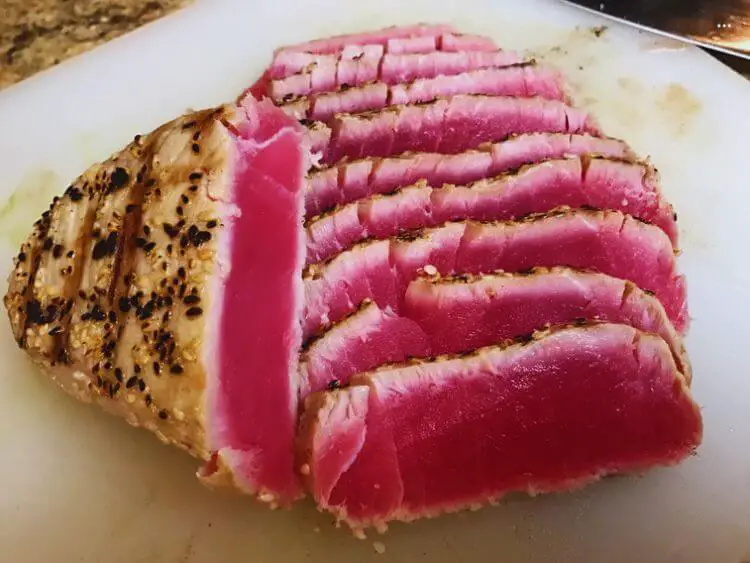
561, 0, 750, 60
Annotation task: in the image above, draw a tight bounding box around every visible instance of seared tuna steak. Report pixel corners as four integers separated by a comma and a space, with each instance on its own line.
5, 22, 699, 534
298, 323, 702, 530
301, 268, 690, 395
4, 97, 309, 505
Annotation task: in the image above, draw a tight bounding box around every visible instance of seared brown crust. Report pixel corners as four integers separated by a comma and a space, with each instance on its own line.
4, 104, 240, 461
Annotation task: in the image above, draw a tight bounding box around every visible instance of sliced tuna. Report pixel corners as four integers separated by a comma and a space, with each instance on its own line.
318, 95, 599, 165
300, 300, 431, 397
270, 50, 525, 98
278, 65, 569, 121
403, 268, 690, 378
298, 324, 703, 529
305, 133, 633, 216
439, 32, 498, 52
388, 65, 568, 106
305, 157, 676, 264
302, 209, 687, 339
301, 268, 690, 395
274, 23, 456, 56
387, 35, 438, 54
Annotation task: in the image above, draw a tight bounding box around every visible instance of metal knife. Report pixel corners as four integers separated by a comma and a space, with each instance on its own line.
560, 0, 750, 60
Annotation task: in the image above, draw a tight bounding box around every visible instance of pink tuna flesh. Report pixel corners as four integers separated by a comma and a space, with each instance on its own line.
300, 268, 690, 396
270, 50, 526, 98
298, 324, 702, 528
388, 65, 568, 106
305, 133, 633, 216
274, 24, 457, 56
317, 95, 599, 165
440, 32, 498, 52
302, 209, 687, 339
305, 157, 677, 264
204, 97, 308, 503
300, 301, 431, 397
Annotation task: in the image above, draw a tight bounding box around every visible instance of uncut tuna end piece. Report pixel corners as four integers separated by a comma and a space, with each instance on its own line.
298, 324, 703, 530
3, 96, 310, 505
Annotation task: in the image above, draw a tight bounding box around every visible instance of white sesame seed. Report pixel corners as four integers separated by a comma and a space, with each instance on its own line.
423, 264, 438, 276
373, 542, 386, 555
258, 491, 276, 503
299, 464, 310, 476
72, 371, 87, 381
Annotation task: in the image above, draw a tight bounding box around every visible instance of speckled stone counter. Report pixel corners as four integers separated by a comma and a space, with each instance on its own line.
1, 0, 747, 91
0, 0, 190, 89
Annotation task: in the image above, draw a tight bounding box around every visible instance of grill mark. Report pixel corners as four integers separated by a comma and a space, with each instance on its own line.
109, 182, 147, 303
55, 192, 103, 363
109, 173, 148, 369
18, 212, 54, 348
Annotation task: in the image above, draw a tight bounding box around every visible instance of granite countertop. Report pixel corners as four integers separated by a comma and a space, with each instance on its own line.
1, 1, 748, 91
0, 0, 190, 89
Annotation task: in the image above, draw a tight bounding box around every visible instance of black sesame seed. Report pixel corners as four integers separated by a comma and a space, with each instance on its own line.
17, 251, 26, 262
67, 187, 83, 201
189, 185, 198, 192
111, 167, 130, 188
143, 241, 156, 252
170, 364, 184, 374
177, 267, 186, 279
191, 143, 200, 153
48, 325, 62, 336
138, 379, 146, 392
163, 222, 180, 238
189, 172, 202, 181
114, 368, 123, 382
118, 296, 131, 312
125, 204, 138, 213
153, 361, 161, 375
134, 363, 141, 373
43, 237, 53, 251
126, 376, 138, 389
186, 306, 203, 318
66, 250, 75, 258
206, 220, 217, 229
183, 294, 200, 305
108, 310, 117, 322
92, 231, 118, 260
143, 225, 151, 236
180, 194, 189, 205
145, 394, 152, 406
52, 244, 63, 259
113, 382, 121, 395
192, 131, 201, 141
158, 410, 168, 420
176, 206, 184, 216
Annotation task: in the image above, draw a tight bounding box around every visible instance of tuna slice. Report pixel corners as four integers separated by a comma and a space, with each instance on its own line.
269, 50, 525, 98
3, 97, 309, 505
302, 209, 687, 339
317, 95, 599, 165
274, 23, 457, 57
298, 323, 703, 529
306, 133, 633, 216
305, 156, 677, 264
278, 65, 569, 122
300, 268, 690, 395
300, 300, 431, 397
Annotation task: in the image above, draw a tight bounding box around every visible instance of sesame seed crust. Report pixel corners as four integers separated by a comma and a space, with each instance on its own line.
3, 104, 239, 462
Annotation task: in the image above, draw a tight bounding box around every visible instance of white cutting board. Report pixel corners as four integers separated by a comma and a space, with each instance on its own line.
1, 1, 749, 561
